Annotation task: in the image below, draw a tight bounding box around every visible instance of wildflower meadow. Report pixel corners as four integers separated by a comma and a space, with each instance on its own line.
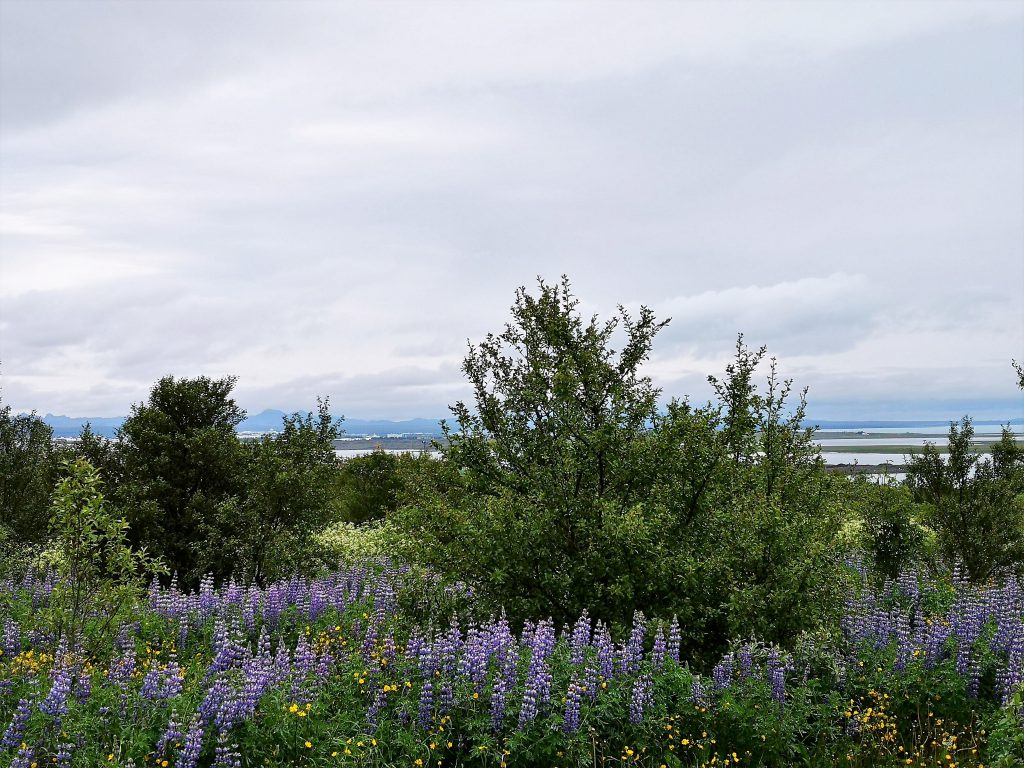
1, 560, 1022, 768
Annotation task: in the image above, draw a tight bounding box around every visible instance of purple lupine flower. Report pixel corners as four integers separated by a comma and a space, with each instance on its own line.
237, 656, 272, 719
997, 629, 1023, 704
569, 612, 591, 666
738, 646, 754, 680
361, 616, 379, 665
1, 698, 32, 749
381, 631, 398, 668
617, 612, 645, 675
594, 623, 615, 680
519, 620, 536, 651
406, 627, 423, 663
141, 666, 162, 699
56, 743, 73, 768
40, 663, 73, 723
651, 623, 666, 671
315, 646, 334, 680
213, 684, 242, 734
417, 636, 438, 680
712, 653, 734, 690
489, 620, 519, 733
629, 673, 653, 724
366, 686, 387, 731
437, 621, 462, 680
74, 671, 92, 704
156, 715, 184, 756
458, 625, 489, 692
213, 732, 241, 768
562, 677, 583, 733
922, 617, 951, 668
767, 649, 787, 706
439, 683, 455, 715
966, 654, 982, 699
582, 660, 599, 702
291, 631, 317, 701
208, 618, 247, 678
667, 616, 681, 663
518, 619, 555, 728
893, 610, 913, 672
691, 675, 709, 708
198, 676, 230, 726
264, 585, 286, 628
897, 569, 920, 605
198, 574, 217, 620
175, 719, 205, 768
10, 743, 33, 768
418, 680, 434, 729
2, 617, 19, 658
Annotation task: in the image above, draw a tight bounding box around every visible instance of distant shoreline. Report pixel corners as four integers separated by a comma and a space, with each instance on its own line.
825, 463, 907, 476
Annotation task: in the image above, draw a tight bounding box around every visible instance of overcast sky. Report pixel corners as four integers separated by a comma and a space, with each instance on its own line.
1, 0, 1022, 421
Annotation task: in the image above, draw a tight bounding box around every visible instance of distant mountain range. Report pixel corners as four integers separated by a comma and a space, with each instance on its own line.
33, 412, 1024, 439
41, 410, 448, 438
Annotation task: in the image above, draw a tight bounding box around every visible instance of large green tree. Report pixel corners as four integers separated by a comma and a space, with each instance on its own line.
114, 375, 246, 582
687, 340, 843, 648
394, 278, 843, 654
0, 401, 61, 546
397, 276, 672, 627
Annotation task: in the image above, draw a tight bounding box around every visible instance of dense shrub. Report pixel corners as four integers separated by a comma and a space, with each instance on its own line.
197, 400, 342, 584
907, 417, 1024, 581
0, 404, 63, 546
42, 458, 163, 655
395, 280, 844, 661
333, 450, 406, 525
847, 476, 928, 581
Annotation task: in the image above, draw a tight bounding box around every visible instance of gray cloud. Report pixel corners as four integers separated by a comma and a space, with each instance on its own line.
1, 1, 1021, 418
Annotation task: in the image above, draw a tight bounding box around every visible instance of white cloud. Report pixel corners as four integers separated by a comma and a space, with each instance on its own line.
0, 1, 1021, 417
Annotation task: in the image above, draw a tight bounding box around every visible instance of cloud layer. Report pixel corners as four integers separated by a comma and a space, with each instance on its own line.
1, 1, 1022, 419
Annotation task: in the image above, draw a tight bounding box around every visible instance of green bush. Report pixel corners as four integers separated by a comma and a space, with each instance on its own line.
848, 476, 928, 580
907, 417, 1024, 581
393, 280, 844, 661
0, 403, 62, 545
43, 458, 164, 654
197, 400, 342, 583
333, 449, 406, 524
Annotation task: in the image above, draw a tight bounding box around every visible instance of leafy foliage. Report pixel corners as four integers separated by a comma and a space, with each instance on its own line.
334, 449, 408, 525
906, 417, 1024, 581
0, 404, 62, 545
113, 375, 247, 583
690, 341, 844, 650
395, 279, 843, 658
397, 276, 676, 629
43, 458, 164, 653
848, 477, 927, 580
198, 400, 343, 583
